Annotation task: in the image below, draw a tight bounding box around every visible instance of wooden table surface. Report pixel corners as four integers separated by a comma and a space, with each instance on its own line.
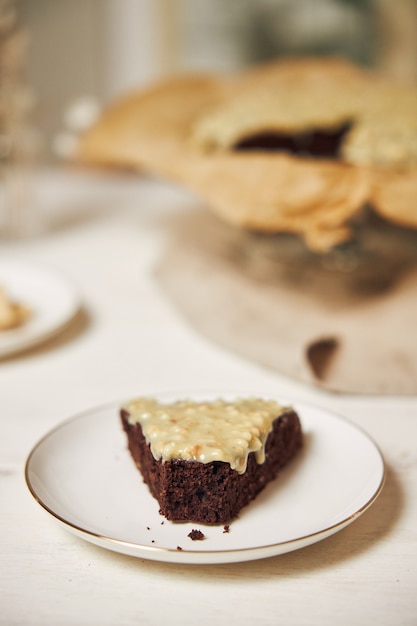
1, 169, 416, 626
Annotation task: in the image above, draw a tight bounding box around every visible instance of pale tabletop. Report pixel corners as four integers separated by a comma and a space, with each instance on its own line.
1, 168, 416, 626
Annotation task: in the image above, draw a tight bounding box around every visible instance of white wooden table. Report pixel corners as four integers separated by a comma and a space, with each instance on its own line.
1, 168, 416, 626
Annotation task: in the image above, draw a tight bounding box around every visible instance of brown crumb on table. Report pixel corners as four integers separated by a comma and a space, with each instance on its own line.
176, 546, 183, 551
188, 529, 206, 541
223, 525, 230, 534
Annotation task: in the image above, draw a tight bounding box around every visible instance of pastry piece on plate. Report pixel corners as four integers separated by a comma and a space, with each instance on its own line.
0, 286, 31, 330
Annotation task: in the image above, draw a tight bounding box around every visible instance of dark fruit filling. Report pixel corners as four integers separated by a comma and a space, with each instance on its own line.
233, 121, 352, 159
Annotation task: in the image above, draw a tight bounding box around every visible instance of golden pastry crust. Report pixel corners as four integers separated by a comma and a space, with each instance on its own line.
343, 87, 417, 166
77, 57, 417, 252
78, 74, 225, 172
370, 167, 417, 226
191, 58, 367, 154
192, 62, 417, 169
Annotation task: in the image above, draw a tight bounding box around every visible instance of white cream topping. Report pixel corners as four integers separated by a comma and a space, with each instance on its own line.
124, 396, 290, 474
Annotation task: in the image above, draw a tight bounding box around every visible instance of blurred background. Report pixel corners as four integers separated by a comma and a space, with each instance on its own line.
4, 0, 417, 163
1, 0, 417, 389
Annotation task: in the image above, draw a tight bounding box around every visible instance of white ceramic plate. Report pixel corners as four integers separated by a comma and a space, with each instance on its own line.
25, 393, 385, 564
0, 260, 80, 358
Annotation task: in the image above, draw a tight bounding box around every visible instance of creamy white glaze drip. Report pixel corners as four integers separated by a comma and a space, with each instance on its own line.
124, 397, 290, 474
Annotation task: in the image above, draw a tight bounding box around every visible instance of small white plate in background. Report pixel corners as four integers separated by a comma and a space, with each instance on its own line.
0, 260, 81, 358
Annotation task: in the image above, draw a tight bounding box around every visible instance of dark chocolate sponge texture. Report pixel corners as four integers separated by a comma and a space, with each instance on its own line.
121, 407, 302, 525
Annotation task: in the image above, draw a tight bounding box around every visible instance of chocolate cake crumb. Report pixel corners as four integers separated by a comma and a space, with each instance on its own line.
223, 525, 230, 534
188, 529, 205, 541
121, 403, 302, 525
176, 546, 183, 551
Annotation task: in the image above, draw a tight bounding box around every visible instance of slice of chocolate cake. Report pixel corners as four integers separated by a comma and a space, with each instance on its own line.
120, 397, 302, 525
